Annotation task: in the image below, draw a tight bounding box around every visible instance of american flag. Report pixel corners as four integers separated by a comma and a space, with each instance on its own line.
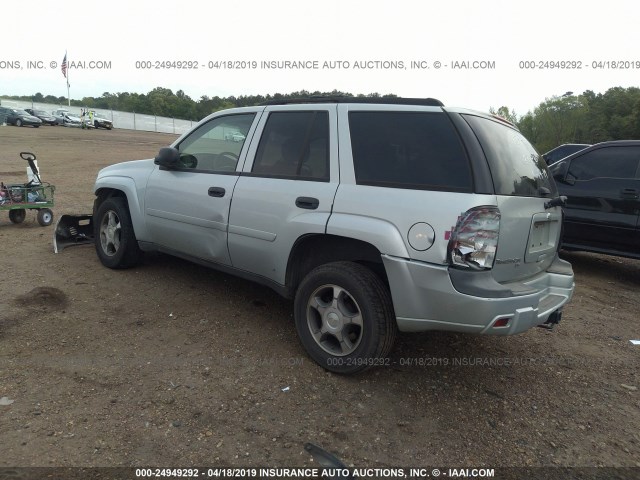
61, 53, 67, 78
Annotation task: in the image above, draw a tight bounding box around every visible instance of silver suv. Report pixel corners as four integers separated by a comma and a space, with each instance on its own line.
62, 97, 575, 373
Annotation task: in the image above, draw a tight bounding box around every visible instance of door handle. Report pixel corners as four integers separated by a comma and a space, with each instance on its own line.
620, 188, 639, 199
295, 196, 319, 210
208, 187, 226, 198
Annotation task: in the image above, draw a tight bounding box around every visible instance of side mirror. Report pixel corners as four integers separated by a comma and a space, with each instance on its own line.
549, 160, 571, 185
565, 172, 577, 186
154, 147, 180, 169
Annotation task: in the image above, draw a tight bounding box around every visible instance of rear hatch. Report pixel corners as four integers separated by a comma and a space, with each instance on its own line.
462, 113, 562, 282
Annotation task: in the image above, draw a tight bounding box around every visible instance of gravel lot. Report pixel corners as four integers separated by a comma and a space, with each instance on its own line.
1, 126, 639, 473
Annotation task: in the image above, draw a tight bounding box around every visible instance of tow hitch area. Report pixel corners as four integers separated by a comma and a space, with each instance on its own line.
538, 309, 562, 330
54, 214, 94, 253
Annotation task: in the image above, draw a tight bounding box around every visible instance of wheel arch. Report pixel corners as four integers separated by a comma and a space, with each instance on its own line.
94, 180, 148, 240
285, 234, 390, 297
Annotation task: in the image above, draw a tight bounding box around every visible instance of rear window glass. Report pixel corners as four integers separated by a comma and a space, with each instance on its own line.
464, 114, 555, 197
348, 112, 472, 191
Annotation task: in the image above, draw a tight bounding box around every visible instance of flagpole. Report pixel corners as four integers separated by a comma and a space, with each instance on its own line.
62, 50, 70, 107
66, 51, 70, 107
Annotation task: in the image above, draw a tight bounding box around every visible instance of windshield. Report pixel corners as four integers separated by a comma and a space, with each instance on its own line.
464, 114, 556, 197
34, 110, 48, 115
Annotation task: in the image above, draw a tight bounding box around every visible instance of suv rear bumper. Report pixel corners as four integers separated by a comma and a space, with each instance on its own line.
382, 254, 574, 335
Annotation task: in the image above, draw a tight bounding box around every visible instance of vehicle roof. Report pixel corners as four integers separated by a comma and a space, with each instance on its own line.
543, 143, 590, 154
256, 98, 512, 126
261, 96, 444, 107
551, 140, 640, 164
575, 140, 640, 150
550, 143, 590, 147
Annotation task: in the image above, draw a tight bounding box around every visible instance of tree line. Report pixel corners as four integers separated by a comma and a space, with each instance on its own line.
494, 86, 640, 154
3, 86, 638, 154
1, 88, 396, 122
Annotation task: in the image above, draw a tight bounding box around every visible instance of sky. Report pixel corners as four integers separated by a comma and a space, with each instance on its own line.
1, 0, 639, 116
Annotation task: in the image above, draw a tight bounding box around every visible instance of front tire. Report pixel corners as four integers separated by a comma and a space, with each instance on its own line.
15, 119, 23, 127
294, 261, 397, 374
94, 197, 141, 269
9, 209, 26, 224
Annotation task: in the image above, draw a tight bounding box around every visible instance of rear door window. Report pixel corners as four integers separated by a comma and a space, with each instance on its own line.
348, 111, 472, 191
251, 111, 329, 181
464, 114, 555, 197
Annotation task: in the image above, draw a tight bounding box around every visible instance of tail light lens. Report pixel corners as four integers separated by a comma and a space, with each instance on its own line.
448, 206, 500, 270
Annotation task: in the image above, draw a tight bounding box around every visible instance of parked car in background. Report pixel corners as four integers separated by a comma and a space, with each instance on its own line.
549, 140, 640, 259
25, 109, 58, 126
89, 111, 113, 130
225, 131, 246, 142
52, 109, 82, 127
543, 143, 590, 165
0, 107, 42, 127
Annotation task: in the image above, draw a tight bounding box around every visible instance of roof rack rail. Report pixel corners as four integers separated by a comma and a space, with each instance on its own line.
261, 96, 444, 107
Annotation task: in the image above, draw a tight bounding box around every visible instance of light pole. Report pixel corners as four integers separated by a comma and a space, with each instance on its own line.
560, 91, 578, 141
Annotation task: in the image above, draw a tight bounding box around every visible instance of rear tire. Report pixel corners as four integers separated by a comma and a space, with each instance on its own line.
15, 119, 23, 127
294, 261, 397, 374
9, 209, 26, 224
37, 208, 53, 226
94, 197, 142, 269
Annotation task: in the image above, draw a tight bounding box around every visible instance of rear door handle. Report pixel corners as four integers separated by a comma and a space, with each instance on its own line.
208, 187, 226, 198
295, 196, 319, 210
620, 188, 639, 199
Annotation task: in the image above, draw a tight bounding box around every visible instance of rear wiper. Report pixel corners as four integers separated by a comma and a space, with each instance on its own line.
544, 196, 567, 209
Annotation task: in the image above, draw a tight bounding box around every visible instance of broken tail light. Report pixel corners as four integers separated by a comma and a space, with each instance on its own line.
448, 206, 501, 270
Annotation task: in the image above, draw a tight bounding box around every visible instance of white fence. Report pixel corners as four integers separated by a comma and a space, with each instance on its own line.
0, 99, 195, 135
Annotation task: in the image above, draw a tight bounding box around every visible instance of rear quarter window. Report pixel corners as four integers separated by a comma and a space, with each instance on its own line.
348, 111, 472, 191
464, 114, 555, 197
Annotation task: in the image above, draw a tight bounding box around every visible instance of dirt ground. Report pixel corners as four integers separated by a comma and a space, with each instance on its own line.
0, 126, 639, 471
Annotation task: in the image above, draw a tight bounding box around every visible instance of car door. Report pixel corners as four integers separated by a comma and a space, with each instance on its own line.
144, 110, 261, 265
228, 105, 339, 284
558, 145, 640, 254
